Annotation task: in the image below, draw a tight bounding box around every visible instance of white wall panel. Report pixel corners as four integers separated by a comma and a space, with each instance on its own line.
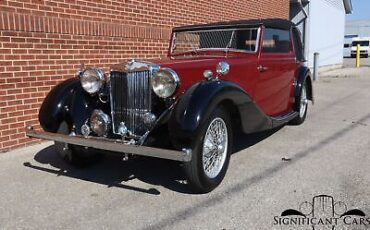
307, 0, 345, 67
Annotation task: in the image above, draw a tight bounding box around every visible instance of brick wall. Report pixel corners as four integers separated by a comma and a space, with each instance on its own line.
0, 0, 289, 151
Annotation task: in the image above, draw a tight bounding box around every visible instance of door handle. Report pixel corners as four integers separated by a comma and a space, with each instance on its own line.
257, 65, 268, 72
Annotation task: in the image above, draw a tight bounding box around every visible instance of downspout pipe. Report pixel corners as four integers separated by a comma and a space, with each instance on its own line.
343, 0, 353, 14
293, 0, 308, 26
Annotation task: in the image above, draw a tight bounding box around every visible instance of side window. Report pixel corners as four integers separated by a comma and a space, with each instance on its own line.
234, 29, 258, 52
262, 28, 291, 53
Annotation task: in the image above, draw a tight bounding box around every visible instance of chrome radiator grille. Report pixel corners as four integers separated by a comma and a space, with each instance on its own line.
110, 70, 152, 136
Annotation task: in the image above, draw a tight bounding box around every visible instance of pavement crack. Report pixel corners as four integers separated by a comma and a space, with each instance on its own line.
351, 121, 368, 126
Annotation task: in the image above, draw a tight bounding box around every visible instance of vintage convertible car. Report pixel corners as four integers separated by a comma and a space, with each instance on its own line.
27, 18, 313, 193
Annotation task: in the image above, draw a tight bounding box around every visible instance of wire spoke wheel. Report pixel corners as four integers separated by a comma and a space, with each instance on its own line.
202, 117, 228, 179
290, 80, 309, 126
184, 107, 232, 193
300, 84, 308, 118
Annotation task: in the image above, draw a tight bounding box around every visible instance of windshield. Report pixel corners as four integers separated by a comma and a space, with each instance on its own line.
352, 41, 370, 47
170, 28, 260, 56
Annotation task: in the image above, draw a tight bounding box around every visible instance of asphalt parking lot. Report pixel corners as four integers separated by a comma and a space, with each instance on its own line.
1, 64, 370, 229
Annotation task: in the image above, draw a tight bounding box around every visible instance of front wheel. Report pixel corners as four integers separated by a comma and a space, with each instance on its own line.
184, 107, 233, 193
54, 121, 101, 167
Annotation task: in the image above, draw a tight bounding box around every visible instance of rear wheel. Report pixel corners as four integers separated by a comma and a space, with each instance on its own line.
184, 107, 232, 193
54, 121, 101, 166
290, 82, 308, 125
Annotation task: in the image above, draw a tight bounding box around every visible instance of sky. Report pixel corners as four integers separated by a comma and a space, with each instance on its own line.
346, 0, 370, 21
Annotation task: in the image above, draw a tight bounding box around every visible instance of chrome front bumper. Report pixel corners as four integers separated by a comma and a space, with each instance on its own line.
25, 126, 192, 162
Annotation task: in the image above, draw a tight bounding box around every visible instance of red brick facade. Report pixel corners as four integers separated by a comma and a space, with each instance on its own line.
0, 0, 289, 151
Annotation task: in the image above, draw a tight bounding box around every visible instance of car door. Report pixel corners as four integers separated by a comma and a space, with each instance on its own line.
254, 27, 297, 117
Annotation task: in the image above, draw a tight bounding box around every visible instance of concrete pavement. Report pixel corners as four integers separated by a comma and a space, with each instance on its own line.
1, 66, 370, 229
320, 57, 370, 78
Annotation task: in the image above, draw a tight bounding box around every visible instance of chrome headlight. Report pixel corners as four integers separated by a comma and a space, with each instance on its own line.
90, 109, 111, 137
152, 68, 180, 98
80, 68, 104, 94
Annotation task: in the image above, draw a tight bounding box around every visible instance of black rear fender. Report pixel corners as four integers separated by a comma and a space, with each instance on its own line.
294, 66, 314, 111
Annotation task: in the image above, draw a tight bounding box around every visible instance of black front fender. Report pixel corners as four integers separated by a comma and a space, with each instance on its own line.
39, 78, 79, 132
168, 80, 271, 146
39, 78, 106, 134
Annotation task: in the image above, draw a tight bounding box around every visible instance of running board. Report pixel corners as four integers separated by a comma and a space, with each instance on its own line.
270, 112, 299, 127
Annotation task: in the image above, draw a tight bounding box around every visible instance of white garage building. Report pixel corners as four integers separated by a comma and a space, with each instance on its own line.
346, 20, 370, 37
290, 0, 353, 69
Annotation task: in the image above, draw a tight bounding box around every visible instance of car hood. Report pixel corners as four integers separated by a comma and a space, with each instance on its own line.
150, 56, 229, 95
111, 54, 256, 97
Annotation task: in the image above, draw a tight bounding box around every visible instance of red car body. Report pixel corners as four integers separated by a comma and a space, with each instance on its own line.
29, 18, 314, 193
157, 48, 298, 117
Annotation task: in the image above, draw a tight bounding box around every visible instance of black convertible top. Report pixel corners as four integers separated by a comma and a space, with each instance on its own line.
173, 18, 295, 32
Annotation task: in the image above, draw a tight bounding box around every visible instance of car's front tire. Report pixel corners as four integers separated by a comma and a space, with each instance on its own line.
54, 121, 101, 167
290, 81, 308, 126
184, 106, 233, 193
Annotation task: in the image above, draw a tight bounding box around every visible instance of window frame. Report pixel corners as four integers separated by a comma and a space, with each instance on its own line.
291, 27, 305, 61
169, 27, 262, 56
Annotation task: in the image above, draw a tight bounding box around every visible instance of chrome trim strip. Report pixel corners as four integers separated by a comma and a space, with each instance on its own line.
110, 59, 160, 73
26, 126, 192, 162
